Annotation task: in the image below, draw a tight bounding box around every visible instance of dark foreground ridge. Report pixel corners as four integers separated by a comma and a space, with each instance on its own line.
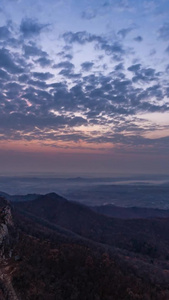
0, 193, 169, 299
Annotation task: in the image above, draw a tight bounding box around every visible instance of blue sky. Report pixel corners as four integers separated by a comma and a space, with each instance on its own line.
0, 0, 169, 174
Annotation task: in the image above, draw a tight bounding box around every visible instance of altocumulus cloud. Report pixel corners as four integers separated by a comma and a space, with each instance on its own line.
0, 7, 168, 156
20, 18, 49, 38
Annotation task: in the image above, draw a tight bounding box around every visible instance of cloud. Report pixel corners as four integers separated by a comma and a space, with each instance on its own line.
0, 26, 11, 40
63, 31, 125, 60
57, 52, 73, 60
32, 72, 54, 80
0, 19, 167, 152
114, 63, 124, 71
23, 44, 48, 57
158, 22, 169, 40
81, 9, 96, 20
18, 74, 30, 83
128, 63, 159, 83
0, 45, 164, 135
100, 41, 124, 56
53, 61, 74, 70
28, 79, 48, 89
36, 57, 52, 67
128, 64, 141, 72
63, 31, 100, 45
52, 61, 80, 79
165, 45, 169, 54
20, 18, 49, 38
165, 64, 169, 73
0, 69, 10, 80
102, 0, 133, 12
0, 60, 167, 149
134, 36, 143, 42
59, 69, 81, 79
64, 54, 73, 60
81, 61, 94, 71
117, 27, 134, 38
0, 48, 24, 74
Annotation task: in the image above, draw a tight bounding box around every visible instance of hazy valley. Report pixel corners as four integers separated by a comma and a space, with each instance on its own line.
0, 174, 169, 208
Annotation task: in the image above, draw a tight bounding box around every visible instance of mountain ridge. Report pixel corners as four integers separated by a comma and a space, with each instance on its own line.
0, 193, 169, 298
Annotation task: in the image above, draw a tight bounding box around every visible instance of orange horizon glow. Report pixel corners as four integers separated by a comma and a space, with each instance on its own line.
0, 139, 116, 154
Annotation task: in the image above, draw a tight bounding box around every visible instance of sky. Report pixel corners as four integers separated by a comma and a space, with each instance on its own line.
0, 0, 169, 175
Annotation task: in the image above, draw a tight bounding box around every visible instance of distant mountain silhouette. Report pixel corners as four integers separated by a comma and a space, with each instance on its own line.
92, 204, 169, 219
0, 191, 40, 202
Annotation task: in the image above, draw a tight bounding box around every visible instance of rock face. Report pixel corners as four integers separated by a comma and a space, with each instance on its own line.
0, 201, 13, 253
0, 198, 19, 300
0, 223, 8, 246
1, 205, 13, 227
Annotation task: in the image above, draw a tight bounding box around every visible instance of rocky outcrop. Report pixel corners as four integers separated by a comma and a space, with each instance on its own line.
0, 198, 19, 300
0, 270, 19, 300
0, 202, 13, 255
1, 205, 13, 227
0, 223, 8, 246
